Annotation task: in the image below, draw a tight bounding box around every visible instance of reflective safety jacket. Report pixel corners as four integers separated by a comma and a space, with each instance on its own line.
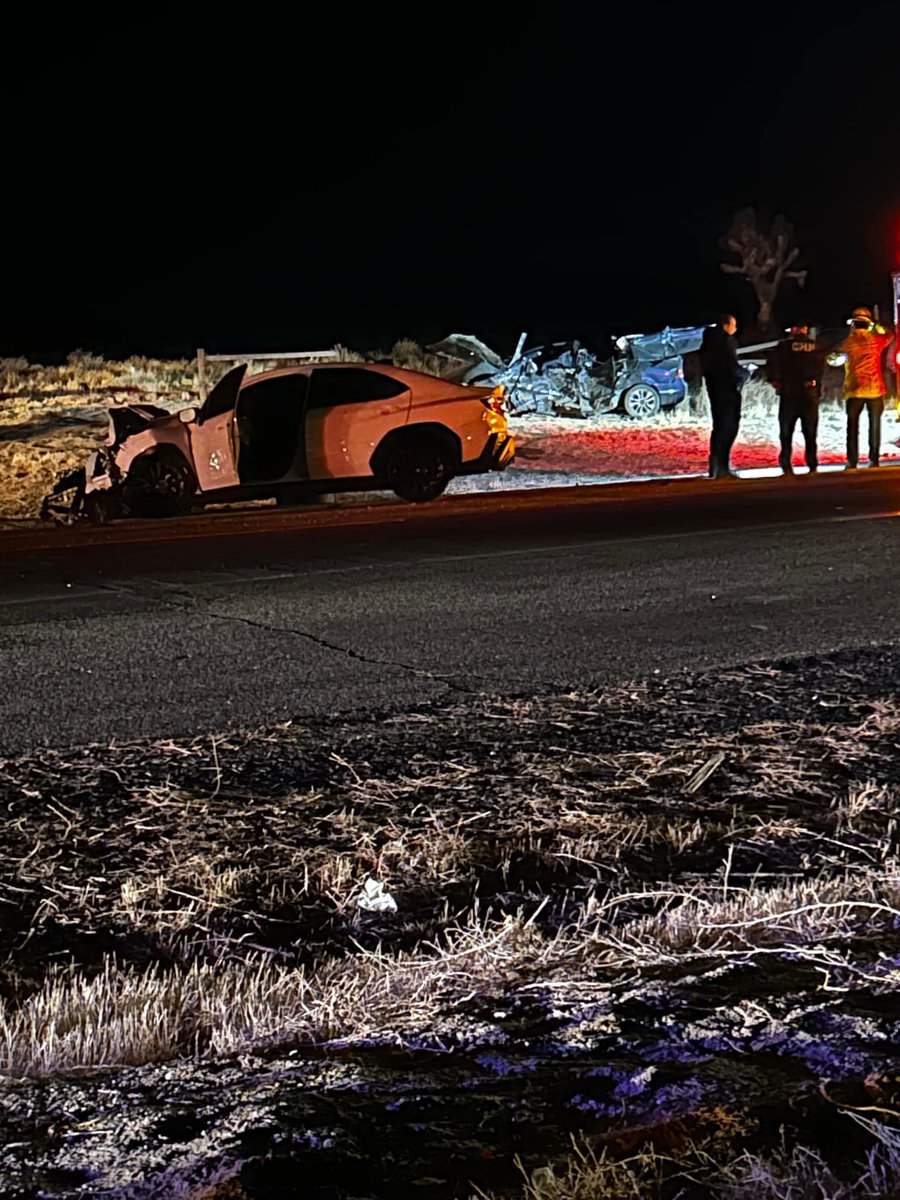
828, 326, 894, 399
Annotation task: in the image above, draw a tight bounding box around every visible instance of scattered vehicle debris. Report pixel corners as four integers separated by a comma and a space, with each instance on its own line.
682, 749, 727, 794
41, 363, 515, 522
356, 878, 398, 913
429, 327, 705, 419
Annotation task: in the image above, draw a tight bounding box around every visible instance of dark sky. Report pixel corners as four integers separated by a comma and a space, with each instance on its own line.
3, 2, 897, 362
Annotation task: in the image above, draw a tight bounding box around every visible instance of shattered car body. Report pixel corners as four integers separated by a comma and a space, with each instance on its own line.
429, 327, 705, 419
41, 402, 186, 524
42, 363, 515, 522
468, 341, 613, 419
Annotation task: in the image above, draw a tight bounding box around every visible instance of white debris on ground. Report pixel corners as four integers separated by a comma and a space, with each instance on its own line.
516, 402, 898, 476
448, 401, 900, 495
355, 878, 398, 914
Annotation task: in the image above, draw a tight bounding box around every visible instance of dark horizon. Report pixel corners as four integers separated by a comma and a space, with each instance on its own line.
3, 2, 897, 364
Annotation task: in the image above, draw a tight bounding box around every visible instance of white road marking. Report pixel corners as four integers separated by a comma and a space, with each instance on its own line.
0, 588, 119, 608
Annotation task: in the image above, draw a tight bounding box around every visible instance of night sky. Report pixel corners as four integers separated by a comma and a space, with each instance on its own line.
3, 2, 897, 363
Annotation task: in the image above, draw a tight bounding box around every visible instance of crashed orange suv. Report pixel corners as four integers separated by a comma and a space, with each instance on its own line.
42, 362, 515, 522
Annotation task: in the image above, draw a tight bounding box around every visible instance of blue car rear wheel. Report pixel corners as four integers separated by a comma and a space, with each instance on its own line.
622, 384, 661, 418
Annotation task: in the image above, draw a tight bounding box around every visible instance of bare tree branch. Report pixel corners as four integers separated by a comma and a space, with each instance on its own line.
719, 209, 806, 331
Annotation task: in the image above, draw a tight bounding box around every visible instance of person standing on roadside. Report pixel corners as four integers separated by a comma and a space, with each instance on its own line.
701, 313, 748, 479
767, 323, 828, 474
827, 306, 895, 469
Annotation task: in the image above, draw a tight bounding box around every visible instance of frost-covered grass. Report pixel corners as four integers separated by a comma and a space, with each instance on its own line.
4, 867, 900, 1078
478, 1123, 900, 1200
3, 686, 900, 1078
4, 663, 900, 1193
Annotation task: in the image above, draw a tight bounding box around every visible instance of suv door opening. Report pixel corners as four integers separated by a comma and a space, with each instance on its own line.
236, 373, 311, 483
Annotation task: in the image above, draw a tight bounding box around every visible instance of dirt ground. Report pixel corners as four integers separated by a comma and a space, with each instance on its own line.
2, 645, 900, 1197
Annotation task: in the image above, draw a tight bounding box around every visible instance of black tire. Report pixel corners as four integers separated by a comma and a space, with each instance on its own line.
622, 384, 661, 419
84, 492, 116, 525
124, 452, 196, 518
383, 437, 453, 503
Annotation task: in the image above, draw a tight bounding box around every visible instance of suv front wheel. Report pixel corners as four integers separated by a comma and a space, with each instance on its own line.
383, 436, 453, 503
123, 450, 196, 517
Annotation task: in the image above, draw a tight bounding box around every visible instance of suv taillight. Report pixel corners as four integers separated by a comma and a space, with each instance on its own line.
481, 385, 506, 413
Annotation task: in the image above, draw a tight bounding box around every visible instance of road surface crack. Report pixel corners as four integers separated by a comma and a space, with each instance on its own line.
70, 577, 198, 608
206, 608, 485, 694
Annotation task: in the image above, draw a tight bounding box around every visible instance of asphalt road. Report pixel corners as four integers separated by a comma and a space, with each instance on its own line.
2, 470, 900, 753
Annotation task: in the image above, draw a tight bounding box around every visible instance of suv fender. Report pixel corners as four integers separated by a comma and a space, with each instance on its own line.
370, 424, 461, 479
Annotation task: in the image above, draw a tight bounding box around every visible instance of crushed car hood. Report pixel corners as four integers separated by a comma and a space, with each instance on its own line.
107, 403, 175, 442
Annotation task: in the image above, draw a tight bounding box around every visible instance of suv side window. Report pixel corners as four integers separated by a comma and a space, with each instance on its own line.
309, 368, 408, 409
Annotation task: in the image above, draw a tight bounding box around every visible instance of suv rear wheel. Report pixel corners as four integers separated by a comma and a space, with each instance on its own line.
383, 436, 453, 503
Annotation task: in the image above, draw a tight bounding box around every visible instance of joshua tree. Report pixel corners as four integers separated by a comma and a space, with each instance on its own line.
720, 208, 807, 333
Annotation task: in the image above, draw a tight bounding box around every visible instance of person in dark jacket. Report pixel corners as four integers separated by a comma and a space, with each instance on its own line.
700, 314, 747, 478
767, 324, 828, 474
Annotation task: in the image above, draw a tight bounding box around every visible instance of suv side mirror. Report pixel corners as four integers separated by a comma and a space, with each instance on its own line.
179, 407, 198, 424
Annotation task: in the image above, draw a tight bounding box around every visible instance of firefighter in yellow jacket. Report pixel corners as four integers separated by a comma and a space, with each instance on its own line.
827, 307, 895, 469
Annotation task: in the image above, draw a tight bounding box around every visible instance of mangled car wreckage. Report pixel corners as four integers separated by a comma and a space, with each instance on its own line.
42, 362, 514, 522
429, 327, 705, 419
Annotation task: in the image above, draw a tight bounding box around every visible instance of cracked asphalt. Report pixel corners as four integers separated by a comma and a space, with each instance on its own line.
2, 473, 900, 752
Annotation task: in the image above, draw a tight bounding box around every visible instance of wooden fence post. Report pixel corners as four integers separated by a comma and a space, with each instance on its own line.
197, 348, 208, 404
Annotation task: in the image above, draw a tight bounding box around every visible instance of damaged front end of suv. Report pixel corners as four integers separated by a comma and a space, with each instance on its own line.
41, 404, 195, 524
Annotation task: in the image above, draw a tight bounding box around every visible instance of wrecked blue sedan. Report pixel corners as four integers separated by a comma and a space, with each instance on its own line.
429, 327, 705, 419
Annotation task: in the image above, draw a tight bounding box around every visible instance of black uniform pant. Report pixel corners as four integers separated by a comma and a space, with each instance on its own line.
846, 396, 885, 467
708, 384, 742, 476
779, 397, 818, 470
